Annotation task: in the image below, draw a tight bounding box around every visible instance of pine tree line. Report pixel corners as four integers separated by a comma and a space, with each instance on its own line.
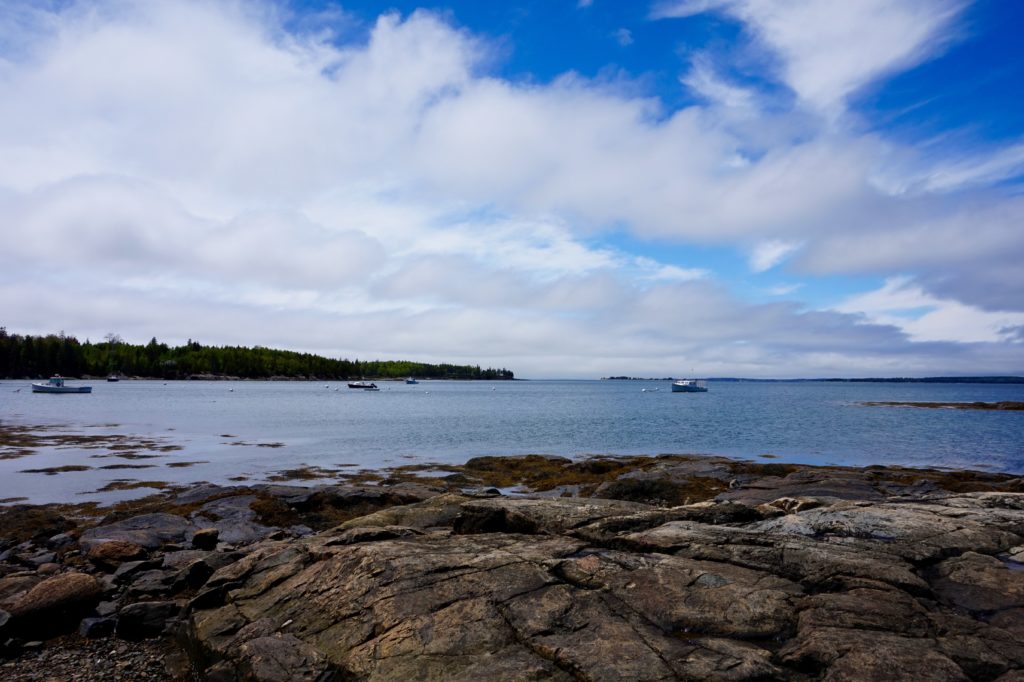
0, 328, 514, 381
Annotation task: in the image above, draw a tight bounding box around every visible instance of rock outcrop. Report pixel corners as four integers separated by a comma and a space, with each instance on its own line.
2, 457, 1023, 680
186, 488, 1024, 681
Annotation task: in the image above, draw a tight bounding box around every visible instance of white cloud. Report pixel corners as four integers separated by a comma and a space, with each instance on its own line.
835, 277, 1024, 344
681, 53, 756, 113
749, 239, 801, 272
767, 283, 803, 296
0, 0, 1021, 377
614, 28, 633, 47
655, 0, 966, 116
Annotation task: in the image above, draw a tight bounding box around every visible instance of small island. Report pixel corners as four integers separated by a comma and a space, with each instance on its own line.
863, 401, 1024, 411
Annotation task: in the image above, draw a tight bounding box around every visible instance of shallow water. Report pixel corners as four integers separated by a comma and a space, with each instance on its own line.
1, 379, 1022, 504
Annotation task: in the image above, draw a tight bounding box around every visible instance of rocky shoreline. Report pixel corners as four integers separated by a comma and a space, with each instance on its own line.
1, 454, 1023, 680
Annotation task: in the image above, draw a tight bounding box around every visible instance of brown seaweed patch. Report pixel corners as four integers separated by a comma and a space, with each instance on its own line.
267, 465, 340, 482
94, 480, 175, 493
20, 465, 93, 475
249, 494, 301, 527
98, 452, 164, 460
226, 440, 285, 448
0, 497, 28, 504
0, 505, 77, 543
98, 464, 157, 470
228, 475, 249, 481
0, 449, 36, 460
166, 461, 209, 468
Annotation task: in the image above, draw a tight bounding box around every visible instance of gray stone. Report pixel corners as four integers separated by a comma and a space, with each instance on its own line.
80, 513, 194, 551
191, 527, 220, 550
117, 600, 180, 639
78, 616, 115, 638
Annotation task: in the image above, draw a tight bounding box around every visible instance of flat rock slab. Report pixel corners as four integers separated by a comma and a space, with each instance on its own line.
80, 513, 195, 551
187, 491, 1024, 681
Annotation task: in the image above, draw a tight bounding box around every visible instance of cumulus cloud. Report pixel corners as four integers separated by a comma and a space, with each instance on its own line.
654, 0, 966, 115
836, 277, 1024, 344
0, 0, 1021, 376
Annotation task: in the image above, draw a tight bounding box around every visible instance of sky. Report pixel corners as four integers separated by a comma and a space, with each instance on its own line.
1, 0, 1023, 378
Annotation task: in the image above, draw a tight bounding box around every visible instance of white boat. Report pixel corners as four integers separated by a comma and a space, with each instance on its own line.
671, 379, 708, 393
31, 376, 92, 394
405, 377, 419, 385
348, 381, 378, 390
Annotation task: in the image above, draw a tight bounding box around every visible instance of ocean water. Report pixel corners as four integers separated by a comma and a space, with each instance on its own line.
1, 379, 1022, 504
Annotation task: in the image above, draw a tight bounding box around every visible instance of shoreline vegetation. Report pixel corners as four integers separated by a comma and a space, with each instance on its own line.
1, 453, 1023, 679
0, 328, 514, 381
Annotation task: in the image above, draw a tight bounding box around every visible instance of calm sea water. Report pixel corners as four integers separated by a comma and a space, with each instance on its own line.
1, 379, 1022, 504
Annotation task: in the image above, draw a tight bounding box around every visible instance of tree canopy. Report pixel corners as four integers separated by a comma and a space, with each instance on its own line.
0, 328, 513, 381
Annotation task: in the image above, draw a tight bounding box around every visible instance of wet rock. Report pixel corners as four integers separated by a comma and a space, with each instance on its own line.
26, 551, 55, 567
161, 549, 209, 570
80, 513, 194, 551
174, 482, 232, 505
46, 532, 75, 549
183, 551, 246, 590
191, 527, 219, 550
126, 569, 181, 598
113, 558, 162, 582
337, 492, 472, 530
78, 616, 115, 638
454, 496, 651, 535
35, 563, 59, 575
717, 469, 885, 506
930, 551, 1024, 613
117, 600, 181, 639
191, 496, 276, 546
325, 525, 424, 545
750, 497, 1022, 562
779, 628, 970, 681
87, 539, 148, 569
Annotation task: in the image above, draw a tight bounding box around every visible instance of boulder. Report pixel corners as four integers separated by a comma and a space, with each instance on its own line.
80, 513, 194, 551
191, 496, 276, 546
78, 616, 115, 638
117, 600, 181, 639
7, 572, 102, 637
86, 540, 148, 569
192, 528, 220, 550
453, 496, 651, 535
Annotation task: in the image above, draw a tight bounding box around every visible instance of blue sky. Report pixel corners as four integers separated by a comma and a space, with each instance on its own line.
1, 0, 1023, 377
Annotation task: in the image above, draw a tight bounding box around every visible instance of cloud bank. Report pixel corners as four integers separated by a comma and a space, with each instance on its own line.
1, 0, 1021, 377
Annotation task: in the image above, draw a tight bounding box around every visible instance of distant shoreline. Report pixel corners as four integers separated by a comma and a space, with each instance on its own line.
602, 376, 1024, 384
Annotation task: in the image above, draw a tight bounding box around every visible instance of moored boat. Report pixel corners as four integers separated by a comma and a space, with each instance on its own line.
405, 377, 419, 384
348, 381, 378, 390
31, 376, 92, 394
671, 379, 708, 393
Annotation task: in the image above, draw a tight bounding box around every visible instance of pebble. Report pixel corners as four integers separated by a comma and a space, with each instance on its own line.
3, 634, 178, 681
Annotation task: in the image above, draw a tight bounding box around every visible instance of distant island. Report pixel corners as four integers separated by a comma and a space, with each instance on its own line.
604, 376, 1024, 384
0, 328, 514, 381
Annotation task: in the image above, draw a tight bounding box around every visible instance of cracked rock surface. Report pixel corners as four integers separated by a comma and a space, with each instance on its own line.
187, 487, 1024, 681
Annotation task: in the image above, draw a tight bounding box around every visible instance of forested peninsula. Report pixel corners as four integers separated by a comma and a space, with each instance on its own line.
0, 328, 514, 381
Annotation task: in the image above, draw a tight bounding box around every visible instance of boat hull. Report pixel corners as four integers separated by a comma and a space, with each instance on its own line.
32, 384, 92, 393
671, 381, 708, 393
